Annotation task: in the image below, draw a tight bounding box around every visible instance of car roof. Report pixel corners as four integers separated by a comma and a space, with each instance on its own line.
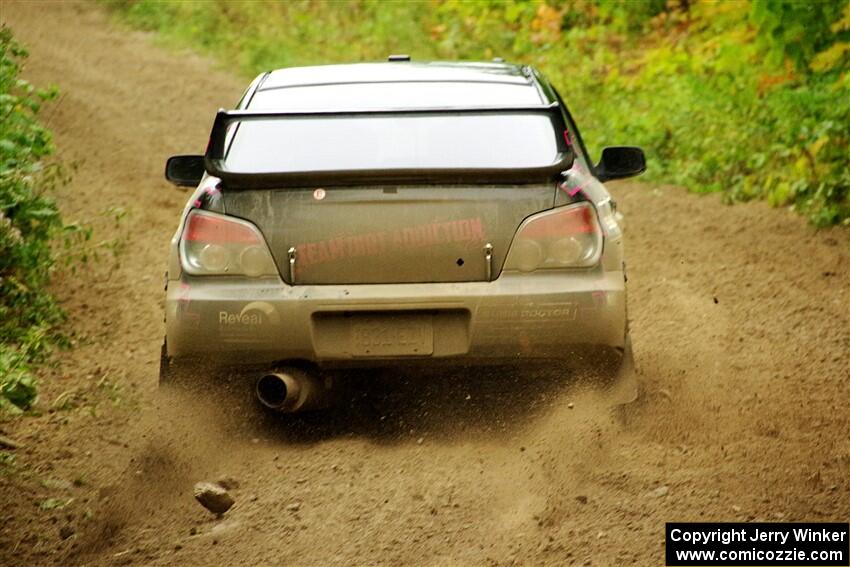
249, 62, 552, 110
260, 61, 536, 90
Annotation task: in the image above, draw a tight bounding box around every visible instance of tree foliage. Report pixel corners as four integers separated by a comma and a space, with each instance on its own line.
751, 0, 849, 70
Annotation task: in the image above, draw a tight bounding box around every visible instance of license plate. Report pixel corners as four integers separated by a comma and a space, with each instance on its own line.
351, 315, 433, 357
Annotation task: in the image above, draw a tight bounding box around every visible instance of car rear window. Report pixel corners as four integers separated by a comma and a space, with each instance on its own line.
223, 113, 561, 173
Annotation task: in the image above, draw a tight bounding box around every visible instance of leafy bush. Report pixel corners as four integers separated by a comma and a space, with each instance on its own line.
0, 27, 66, 413
105, 0, 849, 225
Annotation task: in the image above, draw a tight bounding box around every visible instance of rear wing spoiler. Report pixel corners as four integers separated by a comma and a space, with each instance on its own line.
204, 103, 573, 188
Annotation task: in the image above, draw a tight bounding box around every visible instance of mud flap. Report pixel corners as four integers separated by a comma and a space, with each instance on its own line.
606, 335, 641, 429
606, 335, 639, 406
158, 339, 171, 385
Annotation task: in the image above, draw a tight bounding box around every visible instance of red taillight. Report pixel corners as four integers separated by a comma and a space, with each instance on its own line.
183, 212, 261, 245
180, 210, 277, 277
519, 202, 597, 239
504, 202, 602, 271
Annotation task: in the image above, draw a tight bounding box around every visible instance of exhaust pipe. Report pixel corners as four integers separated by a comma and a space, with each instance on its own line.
255, 367, 330, 412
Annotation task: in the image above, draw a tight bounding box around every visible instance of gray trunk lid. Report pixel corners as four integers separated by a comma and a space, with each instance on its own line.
222, 185, 554, 284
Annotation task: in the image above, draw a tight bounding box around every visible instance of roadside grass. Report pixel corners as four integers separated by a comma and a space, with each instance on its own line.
105, 0, 849, 226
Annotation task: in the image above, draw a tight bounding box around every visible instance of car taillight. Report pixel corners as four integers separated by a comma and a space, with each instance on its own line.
180, 209, 278, 277
503, 202, 603, 272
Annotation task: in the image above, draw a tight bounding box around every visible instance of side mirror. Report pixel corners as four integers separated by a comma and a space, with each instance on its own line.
165, 155, 205, 187
595, 146, 646, 182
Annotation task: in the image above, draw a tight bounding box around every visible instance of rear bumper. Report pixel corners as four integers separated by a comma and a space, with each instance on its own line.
165, 268, 626, 366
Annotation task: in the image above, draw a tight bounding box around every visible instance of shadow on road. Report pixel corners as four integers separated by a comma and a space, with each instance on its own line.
168, 363, 630, 446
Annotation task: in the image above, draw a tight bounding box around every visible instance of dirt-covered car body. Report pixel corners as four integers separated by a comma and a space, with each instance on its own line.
163, 60, 645, 372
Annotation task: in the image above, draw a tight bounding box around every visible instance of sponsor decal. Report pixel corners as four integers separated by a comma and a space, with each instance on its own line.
295, 216, 486, 268
218, 301, 280, 327
477, 302, 579, 322
193, 184, 222, 209
560, 161, 591, 197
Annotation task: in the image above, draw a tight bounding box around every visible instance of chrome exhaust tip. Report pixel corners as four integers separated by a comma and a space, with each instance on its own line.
256, 367, 333, 413
256, 372, 302, 411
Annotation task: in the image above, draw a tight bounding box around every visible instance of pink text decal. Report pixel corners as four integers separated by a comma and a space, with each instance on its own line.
295, 217, 486, 268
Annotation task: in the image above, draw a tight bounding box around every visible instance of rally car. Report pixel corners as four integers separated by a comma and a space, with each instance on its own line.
161, 58, 646, 412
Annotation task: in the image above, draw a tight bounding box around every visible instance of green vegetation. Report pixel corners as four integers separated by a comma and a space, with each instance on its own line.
0, 28, 68, 413
107, 0, 850, 225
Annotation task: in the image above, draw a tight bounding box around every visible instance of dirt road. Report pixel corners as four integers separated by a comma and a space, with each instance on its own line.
1, 2, 848, 566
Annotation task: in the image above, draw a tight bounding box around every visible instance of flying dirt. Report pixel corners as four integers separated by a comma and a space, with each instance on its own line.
0, 2, 848, 566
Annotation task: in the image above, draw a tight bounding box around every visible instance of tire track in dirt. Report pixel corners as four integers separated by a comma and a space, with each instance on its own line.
1, 2, 848, 566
